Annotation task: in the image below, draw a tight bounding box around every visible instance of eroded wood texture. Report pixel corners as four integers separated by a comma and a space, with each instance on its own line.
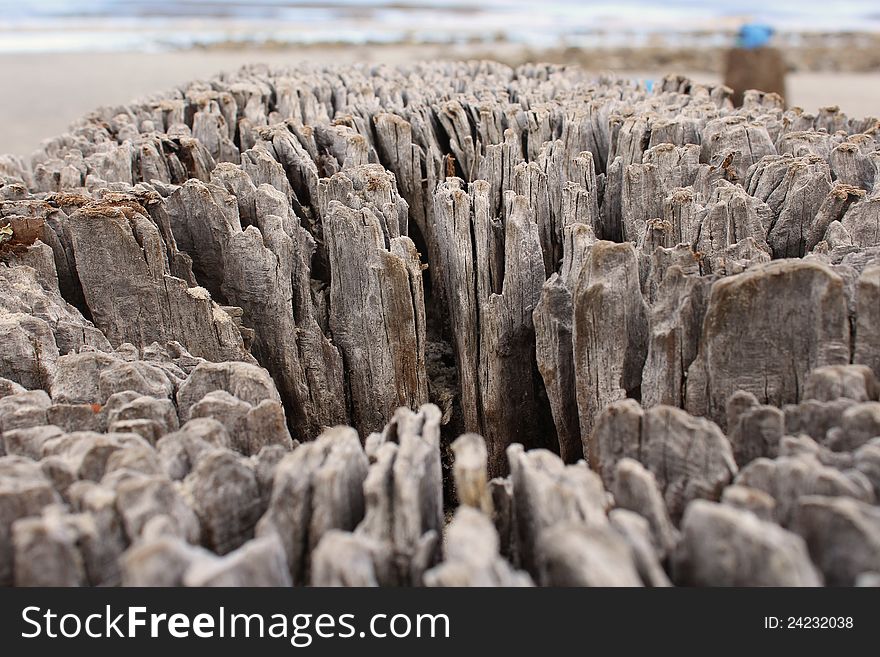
2, 62, 880, 588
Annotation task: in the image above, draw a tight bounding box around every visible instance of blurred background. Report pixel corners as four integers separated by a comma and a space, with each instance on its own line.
2, 0, 880, 155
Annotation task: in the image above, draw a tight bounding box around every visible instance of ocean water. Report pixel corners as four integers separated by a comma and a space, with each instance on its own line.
1, 0, 879, 54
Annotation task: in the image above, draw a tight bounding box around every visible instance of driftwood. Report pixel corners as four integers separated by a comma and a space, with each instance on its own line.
1, 61, 879, 587
672, 500, 821, 586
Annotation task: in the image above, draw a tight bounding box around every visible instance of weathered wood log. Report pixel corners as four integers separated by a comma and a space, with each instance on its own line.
839, 196, 880, 248
450, 433, 492, 513
776, 130, 839, 162
182, 449, 262, 555
537, 522, 643, 587
720, 484, 777, 521
0, 457, 61, 585
0, 242, 110, 357
803, 364, 877, 403
324, 201, 427, 436
423, 507, 532, 587
745, 154, 836, 258
735, 454, 874, 525
183, 534, 292, 587
778, 434, 855, 471
66, 200, 251, 362
433, 180, 552, 475
791, 495, 880, 586
533, 276, 580, 463
701, 116, 776, 182
622, 144, 701, 243
657, 187, 702, 248
13, 506, 92, 586
507, 443, 609, 577
642, 266, 711, 409
672, 500, 821, 586
592, 401, 737, 521
114, 472, 200, 544
165, 179, 347, 441
533, 145, 601, 270
830, 137, 878, 191
725, 390, 785, 467
685, 260, 851, 427
692, 181, 772, 272
611, 458, 680, 557
2, 61, 880, 588
608, 509, 672, 587
255, 426, 367, 583
176, 360, 282, 421
354, 405, 443, 585
856, 265, 880, 379
572, 241, 648, 439
806, 183, 865, 252
309, 530, 390, 587
120, 535, 210, 587
533, 224, 597, 462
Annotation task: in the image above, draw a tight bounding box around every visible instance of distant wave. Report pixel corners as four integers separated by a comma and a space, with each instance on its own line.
2, 0, 879, 53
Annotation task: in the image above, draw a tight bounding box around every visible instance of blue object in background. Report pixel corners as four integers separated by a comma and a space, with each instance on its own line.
737, 23, 775, 49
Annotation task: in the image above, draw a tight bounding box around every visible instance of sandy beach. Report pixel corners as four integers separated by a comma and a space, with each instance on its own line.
2, 46, 880, 158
